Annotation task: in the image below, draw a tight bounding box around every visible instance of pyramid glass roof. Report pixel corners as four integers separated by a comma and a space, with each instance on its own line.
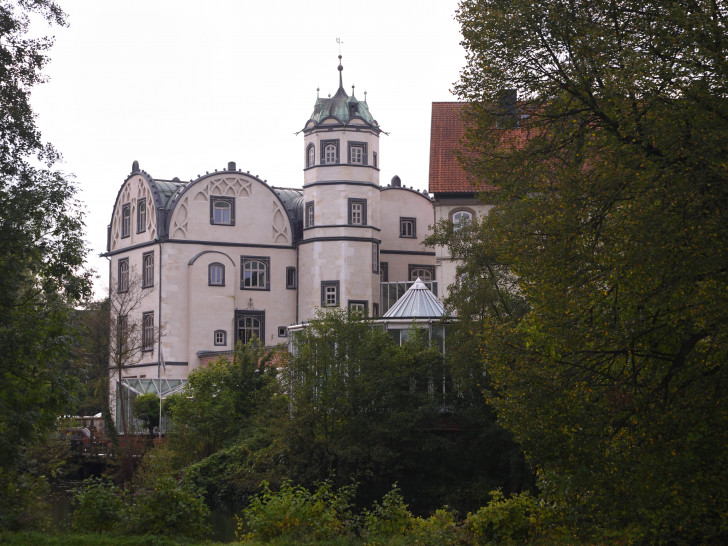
382, 278, 446, 319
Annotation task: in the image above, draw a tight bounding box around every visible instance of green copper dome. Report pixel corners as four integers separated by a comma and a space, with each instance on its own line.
306, 56, 379, 130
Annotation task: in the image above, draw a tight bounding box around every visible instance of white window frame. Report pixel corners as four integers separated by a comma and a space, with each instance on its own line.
236, 311, 265, 345
348, 198, 367, 226
400, 217, 416, 238
452, 209, 473, 230
209, 263, 225, 286
321, 280, 340, 307
409, 265, 435, 282
305, 201, 314, 228
321, 140, 339, 165
211, 196, 235, 226
241, 256, 270, 290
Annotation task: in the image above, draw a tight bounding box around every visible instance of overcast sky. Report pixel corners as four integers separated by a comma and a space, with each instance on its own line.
30, 0, 466, 298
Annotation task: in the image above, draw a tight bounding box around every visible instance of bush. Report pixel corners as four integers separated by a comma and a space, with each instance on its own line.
464, 489, 542, 544
124, 475, 211, 539
0, 470, 51, 531
71, 477, 124, 533
71, 473, 210, 539
410, 507, 464, 545
362, 484, 415, 540
237, 479, 356, 543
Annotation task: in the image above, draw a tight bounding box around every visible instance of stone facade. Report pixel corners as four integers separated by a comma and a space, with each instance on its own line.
106, 61, 445, 407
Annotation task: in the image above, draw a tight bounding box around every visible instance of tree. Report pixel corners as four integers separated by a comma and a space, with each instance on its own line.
108, 272, 158, 436
165, 342, 277, 464
133, 392, 160, 439
0, 0, 92, 529
452, 0, 728, 540
281, 309, 530, 513
74, 298, 111, 417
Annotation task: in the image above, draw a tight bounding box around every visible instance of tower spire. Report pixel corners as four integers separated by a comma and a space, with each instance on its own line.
338, 54, 343, 90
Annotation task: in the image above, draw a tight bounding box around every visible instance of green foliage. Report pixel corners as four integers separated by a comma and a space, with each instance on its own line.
133, 392, 160, 438
0, 532, 191, 546
237, 480, 356, 543
184, 428, 287, 510
165, 343, 277, 465
71, 477, 124, 533
361, 484, 415, 540
464, 490, 541, 544
280, 309, 528, 513
70, 473, 211, 540
73, 298, 110, 417
124, 475, 211, 539
448, 0, 728, 540
410, 508, 464, 546
0, 468, 51, 531
0, 1, 92, 531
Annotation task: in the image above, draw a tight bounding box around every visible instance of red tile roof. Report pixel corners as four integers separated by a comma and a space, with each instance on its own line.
429, 102, 496, 194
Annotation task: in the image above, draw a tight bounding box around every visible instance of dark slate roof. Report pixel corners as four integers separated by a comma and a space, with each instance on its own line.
154, 179, 188, 210
272, 187, 304, 242
383, 278, 446, 319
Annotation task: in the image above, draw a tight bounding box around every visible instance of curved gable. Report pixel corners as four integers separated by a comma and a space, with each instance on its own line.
166, 170, 296, 246
108, 171, 164, 252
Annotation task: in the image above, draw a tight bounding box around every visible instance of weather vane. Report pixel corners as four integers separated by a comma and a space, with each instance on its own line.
337, 37, 343, 55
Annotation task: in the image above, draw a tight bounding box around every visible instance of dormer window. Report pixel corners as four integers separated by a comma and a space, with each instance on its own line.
349, 103, 358, 117
210, 196, 235, 225
321, 140, 339, 164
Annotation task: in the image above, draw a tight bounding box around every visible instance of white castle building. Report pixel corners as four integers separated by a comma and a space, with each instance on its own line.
105, 59, 491, 422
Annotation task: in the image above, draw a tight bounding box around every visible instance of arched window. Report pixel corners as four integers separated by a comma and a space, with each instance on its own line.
210, 196, 235, 225
209, 263, 225, 286
307, 144, 315, 167
236, 312, 264, 345
137, 199, 147, 233
142, 312, 154, 352
118, 259, 129, 292
409, 265, 435, 282
142, 252, 154, 288
213, 200, 231, 224
324, 143, 337, 164
452, 210, 473, 229
121, 204, 131, 238
241, 256, 270, 290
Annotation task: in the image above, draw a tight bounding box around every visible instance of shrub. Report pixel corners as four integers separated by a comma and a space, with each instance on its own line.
464, 489, 542, 544
71, 477, 124, 533
124, 475, 211, 539
411, 507, 464, 545
362, 484, 415, 540
237, 479, 356, 543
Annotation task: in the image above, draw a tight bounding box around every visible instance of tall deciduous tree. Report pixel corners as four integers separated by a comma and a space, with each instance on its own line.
451, 0, 728, 540
282, 309, 530, 513
0, 0, 91, 528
